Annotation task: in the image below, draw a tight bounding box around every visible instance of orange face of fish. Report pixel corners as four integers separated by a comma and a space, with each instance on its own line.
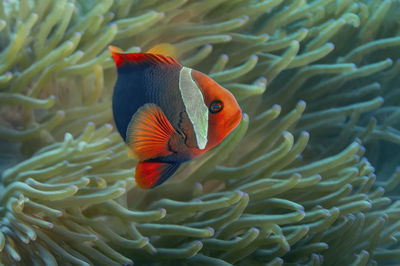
191, 70, 242, 150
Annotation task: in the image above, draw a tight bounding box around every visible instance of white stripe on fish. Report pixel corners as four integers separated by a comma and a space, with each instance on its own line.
178, 67, 208, 149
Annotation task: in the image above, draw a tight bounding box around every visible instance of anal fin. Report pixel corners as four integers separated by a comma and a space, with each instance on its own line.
135, 161, 181, 189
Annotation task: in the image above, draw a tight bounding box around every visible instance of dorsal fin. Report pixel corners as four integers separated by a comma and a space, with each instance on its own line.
109, 45, 180, 68
147, 43, 178, 60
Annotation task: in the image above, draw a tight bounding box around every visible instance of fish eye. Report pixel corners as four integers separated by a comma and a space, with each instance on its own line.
209, 100, 224, 114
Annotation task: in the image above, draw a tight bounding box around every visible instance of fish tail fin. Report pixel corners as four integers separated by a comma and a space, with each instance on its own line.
147, 43, 178, 60
135, 161, 181, 188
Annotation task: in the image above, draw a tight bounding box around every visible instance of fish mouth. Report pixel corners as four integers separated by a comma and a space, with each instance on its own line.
226, 109, 243, 129
236, 109, 243, 121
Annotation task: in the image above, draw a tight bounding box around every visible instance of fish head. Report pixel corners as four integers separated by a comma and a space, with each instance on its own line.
191, 70, 242, 149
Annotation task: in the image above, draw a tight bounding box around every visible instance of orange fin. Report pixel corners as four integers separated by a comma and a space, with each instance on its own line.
147, 43, 178, 60
109, 45, 125, 66
127, 103, 176, 161
109, 45, 124, 54
135, 161, 181, 189
109, 44, 179, 68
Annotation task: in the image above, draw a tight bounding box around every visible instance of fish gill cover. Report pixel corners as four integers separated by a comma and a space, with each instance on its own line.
0, 0, 399, 265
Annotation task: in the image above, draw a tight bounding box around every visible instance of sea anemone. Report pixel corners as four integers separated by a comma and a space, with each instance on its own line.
1, 0, 400, 265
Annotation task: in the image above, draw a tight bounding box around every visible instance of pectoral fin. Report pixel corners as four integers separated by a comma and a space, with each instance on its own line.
135, 161, 181, 188
126, 103, 175, 161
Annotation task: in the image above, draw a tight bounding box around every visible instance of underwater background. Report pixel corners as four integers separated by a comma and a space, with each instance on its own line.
0, 0, 400, 265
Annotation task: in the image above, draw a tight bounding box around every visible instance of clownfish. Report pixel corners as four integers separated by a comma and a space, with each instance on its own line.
109, 44, 242, 189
